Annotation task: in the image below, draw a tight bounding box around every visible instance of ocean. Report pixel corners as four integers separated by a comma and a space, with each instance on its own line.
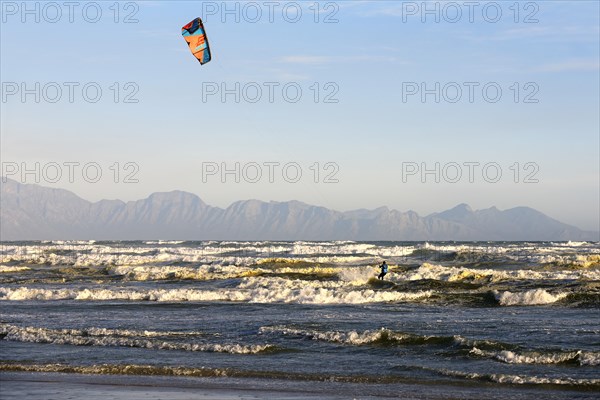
0, 240, 598, 399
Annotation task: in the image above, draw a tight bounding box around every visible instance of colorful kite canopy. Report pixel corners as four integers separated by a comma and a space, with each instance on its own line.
181, 17, 211, 65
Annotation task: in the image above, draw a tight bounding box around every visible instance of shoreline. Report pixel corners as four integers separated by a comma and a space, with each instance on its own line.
2, 371, 597, 400
2, 372, 337, 400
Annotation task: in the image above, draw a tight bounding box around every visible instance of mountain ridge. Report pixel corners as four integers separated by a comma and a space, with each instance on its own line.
1, 178, 597, 241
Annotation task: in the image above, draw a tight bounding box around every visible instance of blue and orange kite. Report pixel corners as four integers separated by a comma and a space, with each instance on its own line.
181, 17, 211, 65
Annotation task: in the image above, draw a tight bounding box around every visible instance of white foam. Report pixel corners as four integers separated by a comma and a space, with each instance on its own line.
439, 368, 600, 386
0, 265, 30, 273
398, 263, 600, 283
0, 323, 202, 338
492, 350, 570, 365
0, 243, 263, 267
337, 266, 379, 285
2, 241, 598, 273
0, 241, 414, 268
579, 351, 600, 366
488, 373, 600, 386
144, 240, 185, 245
261, 325, 422, 346
0, 323, 271, 354
292, 242, 416, 258
235, 276, 432, 304
494, 289, 568, 306
50, 240, 96, 245
259, 325, 387, 345
0, 281, 433, 304
532, 254, 600, 268
470, 347, 599, 366
558, 241, 591, 247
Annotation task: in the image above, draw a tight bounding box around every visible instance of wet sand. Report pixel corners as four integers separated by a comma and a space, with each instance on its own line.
2, 372, 595, 400
1, 373, 343, 400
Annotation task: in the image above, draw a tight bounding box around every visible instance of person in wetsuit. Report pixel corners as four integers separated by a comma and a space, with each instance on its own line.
378, 261, 388, 280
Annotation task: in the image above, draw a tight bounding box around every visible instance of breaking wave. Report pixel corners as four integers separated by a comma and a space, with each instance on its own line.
260, 325, 514, 350
436, 368, 600, 387
3, 241, 597, 270
0, 280, 433, 304
261, 325, 600, 368
493, 289, 569, 306
469, 347, 600, 366
396, 263, 600, 283
0, 323, 275, 354
0, 265, 30, 273
3, 362, 597, 388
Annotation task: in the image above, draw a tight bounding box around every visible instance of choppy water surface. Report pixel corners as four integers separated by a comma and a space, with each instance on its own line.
1, 240, 599, 398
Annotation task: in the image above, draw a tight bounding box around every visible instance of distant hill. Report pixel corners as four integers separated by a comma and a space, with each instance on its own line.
1, 178, 597, 241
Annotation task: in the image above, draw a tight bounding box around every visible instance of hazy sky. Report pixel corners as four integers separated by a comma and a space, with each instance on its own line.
1, 1, 599, 231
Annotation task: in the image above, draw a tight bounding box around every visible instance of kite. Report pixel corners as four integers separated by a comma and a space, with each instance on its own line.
181, 17, 212, 65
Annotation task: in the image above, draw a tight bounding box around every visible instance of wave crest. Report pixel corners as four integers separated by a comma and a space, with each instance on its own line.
0, 323, 274, 354
493, 289, 568, 306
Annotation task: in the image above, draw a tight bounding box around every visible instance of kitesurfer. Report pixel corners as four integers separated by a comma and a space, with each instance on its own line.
378, 261, 388, 280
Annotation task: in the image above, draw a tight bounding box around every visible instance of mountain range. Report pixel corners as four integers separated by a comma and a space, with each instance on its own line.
1, 178, 597, 241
